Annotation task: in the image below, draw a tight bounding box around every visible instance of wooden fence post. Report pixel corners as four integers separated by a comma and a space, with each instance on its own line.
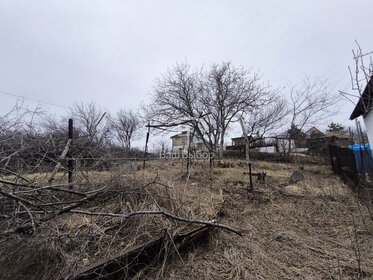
143, 122, 150, 170
68, 119, 74, 184
248, 162, 253, 191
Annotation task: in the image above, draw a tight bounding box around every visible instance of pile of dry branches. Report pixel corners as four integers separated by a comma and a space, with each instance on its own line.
0, 138, 241, 279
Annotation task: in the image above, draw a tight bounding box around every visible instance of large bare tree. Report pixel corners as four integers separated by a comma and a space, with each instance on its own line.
145, 62, 212, 150
205, 62, 274, 157
146, 62, 274, 157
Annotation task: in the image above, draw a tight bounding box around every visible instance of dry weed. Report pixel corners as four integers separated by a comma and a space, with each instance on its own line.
0, 159, 372, 279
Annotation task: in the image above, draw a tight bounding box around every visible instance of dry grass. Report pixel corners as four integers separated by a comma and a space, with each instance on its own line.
160, 160, 373, 279
1, 159, 373, 279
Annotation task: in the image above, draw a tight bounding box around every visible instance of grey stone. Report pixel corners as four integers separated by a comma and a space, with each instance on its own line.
289, 170, 303, 184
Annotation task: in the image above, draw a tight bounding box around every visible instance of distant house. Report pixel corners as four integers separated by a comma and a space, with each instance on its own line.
227, 136, 265, 150
305, 127, 324, 138
171, 131, 188, 151
227, 135, 297, 154
170, 131, 207, 153
230, 136, 255, 147
350, 76, 373, 145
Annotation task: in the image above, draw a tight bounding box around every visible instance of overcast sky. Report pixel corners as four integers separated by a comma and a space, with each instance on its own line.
0, 0, 372, 144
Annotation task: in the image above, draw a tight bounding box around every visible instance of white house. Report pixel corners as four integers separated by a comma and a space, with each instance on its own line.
170, 130, 208, 153
350, 76, 373, 145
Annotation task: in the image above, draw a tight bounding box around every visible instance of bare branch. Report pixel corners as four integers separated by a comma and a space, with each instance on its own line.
71, 209, 242, 236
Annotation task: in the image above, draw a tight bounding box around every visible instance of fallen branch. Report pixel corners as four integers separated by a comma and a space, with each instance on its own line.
71, 209, 242, 236
0, 190, 38, 207
0, 168, 31, 183
2, 191, 101, 236
14, 183, 83, 196
0, 178, 76, 190
0, 178, 37, 187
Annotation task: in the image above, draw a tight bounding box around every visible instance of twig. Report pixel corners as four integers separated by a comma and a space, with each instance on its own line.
18, 202, 36, 232
2, 192, 100, 236
0, 190, 37, 207
0, 168, 31, 183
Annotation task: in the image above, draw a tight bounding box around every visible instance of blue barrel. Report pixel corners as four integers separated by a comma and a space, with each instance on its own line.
348, 144, 373, 172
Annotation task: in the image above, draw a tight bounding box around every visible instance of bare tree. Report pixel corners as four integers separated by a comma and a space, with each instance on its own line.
145, 62, 212, 150
204, 62, 273, 157
110, 109, 141, 150
146, 62, 274, 157
0, 100, 46, 171
0, 99, 44, 133
69, 102, 110, 146
241, 98, 288, 140
340, 41, 373, 115
288, 76, 338, 132
239, 98, 288, 162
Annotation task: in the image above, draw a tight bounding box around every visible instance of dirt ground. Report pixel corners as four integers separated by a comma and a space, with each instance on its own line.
1, 159, 373, 279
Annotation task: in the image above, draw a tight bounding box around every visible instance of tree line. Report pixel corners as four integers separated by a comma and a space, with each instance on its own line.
145, 61, 339, 157
1, 60, 344, 171
0, 100, 142, 172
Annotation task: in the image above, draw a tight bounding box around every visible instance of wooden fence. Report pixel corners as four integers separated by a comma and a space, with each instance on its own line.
329, 145, 360, 186
328, 145, 373, 195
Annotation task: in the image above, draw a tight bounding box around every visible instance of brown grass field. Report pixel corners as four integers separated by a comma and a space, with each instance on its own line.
1, 159, 373, 279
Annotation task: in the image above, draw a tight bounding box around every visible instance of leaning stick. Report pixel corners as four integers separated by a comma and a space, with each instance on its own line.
48, 139, 72, 184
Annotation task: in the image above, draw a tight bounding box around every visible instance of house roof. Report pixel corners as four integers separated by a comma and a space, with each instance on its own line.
305, 127, 323, 135
170, 131, 188, 139
350, 76, 373, 120
231, 136, 255, 141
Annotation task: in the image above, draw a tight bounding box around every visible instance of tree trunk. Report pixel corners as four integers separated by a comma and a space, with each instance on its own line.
245, 137, 250, 163
219, 131, 225, 159
239, 118, 250, 164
